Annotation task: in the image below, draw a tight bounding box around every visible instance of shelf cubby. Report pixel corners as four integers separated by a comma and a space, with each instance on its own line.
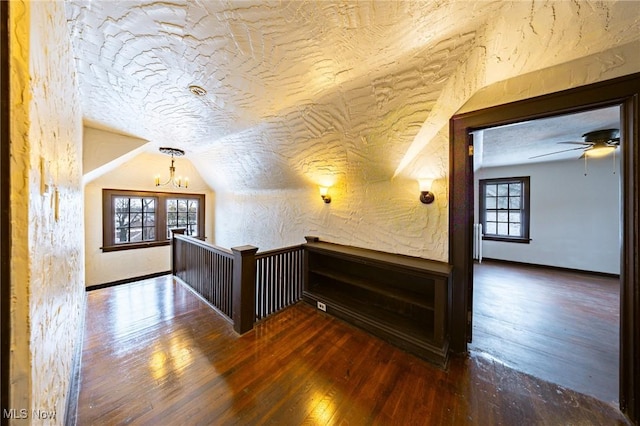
302, 237, 452, 367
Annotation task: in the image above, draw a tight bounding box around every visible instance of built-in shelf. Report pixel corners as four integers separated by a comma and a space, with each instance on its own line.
302, 237, 452, 367
308, 268, 435, 311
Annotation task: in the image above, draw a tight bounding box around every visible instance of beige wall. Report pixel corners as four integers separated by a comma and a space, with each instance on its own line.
215, 176, 448, 259
9, 1, 85, 422
84, 151, 215, 287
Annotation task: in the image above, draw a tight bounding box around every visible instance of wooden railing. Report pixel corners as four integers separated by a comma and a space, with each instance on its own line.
172, 234, 303, 334
172, 235, 234, 319
255, 245, 304, 321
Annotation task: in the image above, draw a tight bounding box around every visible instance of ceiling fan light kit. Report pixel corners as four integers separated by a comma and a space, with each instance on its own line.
583, 145, 616, 158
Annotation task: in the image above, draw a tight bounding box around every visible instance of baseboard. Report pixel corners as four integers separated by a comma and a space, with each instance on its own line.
478, 258, 620, 279
86, 271, 171, 292
64, 292, 86, 426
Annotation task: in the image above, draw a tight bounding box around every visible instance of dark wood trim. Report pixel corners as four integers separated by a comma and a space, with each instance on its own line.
101, 240, 170, 252
478, 258, 621, 280
620, 80, 639, 424
101, 189, 205, 252
64, 295, 86, 426
1, 1, 10, 422
478, 176, 530, 243
231, 245, 258, 334
302, 238, 452, 367
481, 236, 531, 244
86, 271, 171, 292
450, 72, 640, 422
172, 233, 232, 255
173, 235, 234, 319
255, 244, 305, 259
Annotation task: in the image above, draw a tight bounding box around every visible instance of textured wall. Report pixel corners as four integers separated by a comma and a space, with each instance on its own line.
215, 174, 448, 260
64, 1, 640, 261
64, 1, 640, 194
10, 0, 85, 423
215, 45, 639, 260
212, 110, 450, 259
84, 151, 215, 287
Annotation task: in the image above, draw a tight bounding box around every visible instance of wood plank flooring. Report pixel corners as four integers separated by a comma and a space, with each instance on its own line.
470, 260, 619, 404
76, 276, 629, 425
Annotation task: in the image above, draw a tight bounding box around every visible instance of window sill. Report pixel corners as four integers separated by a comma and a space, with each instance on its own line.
101, 240, 170, 252
482, 236, 531, 244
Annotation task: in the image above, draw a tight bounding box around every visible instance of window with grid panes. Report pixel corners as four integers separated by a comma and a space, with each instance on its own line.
102, 189, 205, 252
479, 177, 530, 243
113, 196, 156, 244
166, 198, 200, 238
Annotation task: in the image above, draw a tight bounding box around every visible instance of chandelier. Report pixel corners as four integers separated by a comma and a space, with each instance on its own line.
155, 147, 188, 188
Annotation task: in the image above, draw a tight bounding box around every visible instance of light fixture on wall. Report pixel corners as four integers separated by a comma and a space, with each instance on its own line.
155, 147, 189, 188
418, 178, 435, 204
319, 186, 331, 203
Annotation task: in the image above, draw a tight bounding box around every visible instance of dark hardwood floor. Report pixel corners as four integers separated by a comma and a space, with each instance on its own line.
77, 275, 628, 425
470, 260, 619, 404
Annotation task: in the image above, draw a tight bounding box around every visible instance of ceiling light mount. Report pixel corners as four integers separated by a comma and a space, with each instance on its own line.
188, 85, 207, 97
582, 128, 619, 143
159, 147, 185, 157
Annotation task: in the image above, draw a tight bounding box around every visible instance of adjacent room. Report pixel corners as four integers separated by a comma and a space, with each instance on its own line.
470, 106, 622, 403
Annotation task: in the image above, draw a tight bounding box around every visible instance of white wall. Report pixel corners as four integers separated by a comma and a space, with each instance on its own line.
475, 156, 620, 274
84, 151, 215, 287
215, 177, 449, 260
9, 0, 85, 419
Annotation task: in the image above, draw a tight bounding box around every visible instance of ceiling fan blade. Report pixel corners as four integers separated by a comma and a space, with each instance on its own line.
557, 141, 592, 145
528, 146, 586, 159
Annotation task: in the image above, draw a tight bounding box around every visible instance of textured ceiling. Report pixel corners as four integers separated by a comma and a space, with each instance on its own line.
478, 105, 621, 168
65, 1, 640, 192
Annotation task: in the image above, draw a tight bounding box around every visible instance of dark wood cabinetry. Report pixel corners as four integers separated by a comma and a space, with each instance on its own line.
302, 237, 452, 367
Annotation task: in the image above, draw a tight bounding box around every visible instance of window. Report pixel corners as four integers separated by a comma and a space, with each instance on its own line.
102, 189, 205, 252
479, 177, 530, 243
166, 198, 200, 239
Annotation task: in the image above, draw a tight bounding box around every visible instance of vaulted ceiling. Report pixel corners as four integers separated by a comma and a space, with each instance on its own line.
66, 1, 640, 192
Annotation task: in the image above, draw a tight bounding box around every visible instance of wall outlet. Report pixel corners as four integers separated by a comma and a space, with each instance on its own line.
317, 301, 326, 312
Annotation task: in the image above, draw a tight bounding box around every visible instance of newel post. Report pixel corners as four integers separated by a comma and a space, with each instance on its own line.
231, 245, 259, 334
171, 228, 186, 276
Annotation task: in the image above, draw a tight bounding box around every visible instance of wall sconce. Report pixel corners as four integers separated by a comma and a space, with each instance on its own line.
418, 178, 435, 204
319, 186, 331, 203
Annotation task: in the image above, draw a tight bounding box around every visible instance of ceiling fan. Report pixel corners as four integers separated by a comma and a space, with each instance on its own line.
529, 128, 620, 160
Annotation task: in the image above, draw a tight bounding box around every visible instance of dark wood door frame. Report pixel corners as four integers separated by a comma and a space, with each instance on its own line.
449, 73, 639, 422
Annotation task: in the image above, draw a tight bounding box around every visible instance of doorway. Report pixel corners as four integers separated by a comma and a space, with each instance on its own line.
449, 73, 640, 422
468, 106, 621, 402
